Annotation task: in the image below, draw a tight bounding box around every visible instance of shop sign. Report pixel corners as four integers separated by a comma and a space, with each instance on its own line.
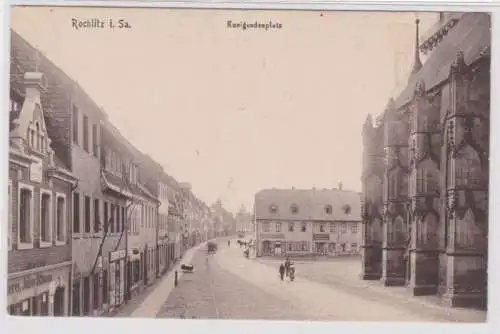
109, 249, 126, 262
8, 273, 53, 295
313, 233, 330, 241
259, 233, 285, 239
30, 157, 43, 183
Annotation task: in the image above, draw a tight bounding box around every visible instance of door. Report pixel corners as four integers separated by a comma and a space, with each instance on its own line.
54, 287, 65, 316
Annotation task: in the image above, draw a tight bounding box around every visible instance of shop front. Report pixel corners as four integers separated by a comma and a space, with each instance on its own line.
8, 262, 71, 316
127, 248, 142, 299
258, 233, 285, 257
108, 249, 126, 311
313, 234, 330, 256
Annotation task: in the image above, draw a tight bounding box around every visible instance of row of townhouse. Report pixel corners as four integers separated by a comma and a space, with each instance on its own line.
7, 29, 216, 317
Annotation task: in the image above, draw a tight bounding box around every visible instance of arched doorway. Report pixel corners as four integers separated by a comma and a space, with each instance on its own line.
53, 286, 65, 316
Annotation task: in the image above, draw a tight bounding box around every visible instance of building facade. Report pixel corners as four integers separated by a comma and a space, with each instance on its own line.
8, 70, 78, 316
9, 28, 216, 317
254, 187, 362, 257
236, 205, 253, 235
360, 13, 490, 310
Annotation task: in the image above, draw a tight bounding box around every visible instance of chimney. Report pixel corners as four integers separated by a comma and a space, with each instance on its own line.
338, 182, 343, 190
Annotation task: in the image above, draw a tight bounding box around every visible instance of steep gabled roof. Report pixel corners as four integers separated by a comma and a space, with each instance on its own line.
394, 13, 491, 109
254, 188, 361, 222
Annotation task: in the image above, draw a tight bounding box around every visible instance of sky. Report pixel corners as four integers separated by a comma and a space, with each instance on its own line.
11, 6, 436, 214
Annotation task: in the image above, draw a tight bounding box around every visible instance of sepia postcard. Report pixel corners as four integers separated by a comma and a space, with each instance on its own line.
6, 4, 491, 324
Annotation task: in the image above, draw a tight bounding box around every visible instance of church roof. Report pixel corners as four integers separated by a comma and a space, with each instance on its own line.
394, 12, 490, 110
254, 188, 361, 222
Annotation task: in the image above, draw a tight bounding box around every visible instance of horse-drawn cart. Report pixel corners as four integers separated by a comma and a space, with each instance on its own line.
207, 241, 218, 254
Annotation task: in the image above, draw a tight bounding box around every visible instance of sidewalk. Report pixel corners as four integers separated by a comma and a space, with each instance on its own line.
111, 241, 209, 318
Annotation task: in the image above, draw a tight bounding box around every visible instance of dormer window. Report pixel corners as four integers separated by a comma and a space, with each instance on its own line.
269, 204, 278, 214
325, 205, 333, 215
343, 204, 352, 215
290, 204, 299, 214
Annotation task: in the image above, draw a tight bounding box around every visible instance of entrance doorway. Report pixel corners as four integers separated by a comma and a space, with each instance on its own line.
274, 242, 282, 256
54, 287, 65, 316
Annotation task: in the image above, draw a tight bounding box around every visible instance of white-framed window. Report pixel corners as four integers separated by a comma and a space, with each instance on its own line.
18, 183, 34, 249
351, 223, 358, 234
55, 193, 67, 245
8, 180, 12, 251
262, 222, 270, 232
276, 222, 281, 233
330, 223, 336, 233
320, 224, 326, 233
341, 223, 347, 234
39, 189, 53, 248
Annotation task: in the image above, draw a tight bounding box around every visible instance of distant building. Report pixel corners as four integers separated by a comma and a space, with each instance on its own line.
236, 205, 253, 234
254, 187, 362, 257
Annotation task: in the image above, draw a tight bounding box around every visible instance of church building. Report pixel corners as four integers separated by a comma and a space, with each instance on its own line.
360, 12, 490, 310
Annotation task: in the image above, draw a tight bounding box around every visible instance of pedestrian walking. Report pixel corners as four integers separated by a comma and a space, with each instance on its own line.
174, 270, 178, 287
228, 240, 231, 247
284, 257, 291, 277
289, 265, 295, 282
279, 263, 285, 281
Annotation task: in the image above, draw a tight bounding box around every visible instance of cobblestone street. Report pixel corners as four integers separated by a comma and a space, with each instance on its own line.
153, 239, 486, 322
157, 240, 311, 320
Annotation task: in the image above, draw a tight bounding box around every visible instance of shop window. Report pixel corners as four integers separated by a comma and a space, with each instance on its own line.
94, 199, 100, 232
351, 243, 358, 251
93, 273, 100, 310
73, 192, 80, 233
328, 242, 336, 253
288, 222, 294, 232
84, 195, 91, 233
18, 183, 34, 249
56, 194, 67, 245
134, 260, 140, 284
72, 281, 80, 316
40, 190, 52, 247
276, 222, 281, 232
83, 276, 90, 315
102, 270, 108, 304
320, 224, 325, 233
